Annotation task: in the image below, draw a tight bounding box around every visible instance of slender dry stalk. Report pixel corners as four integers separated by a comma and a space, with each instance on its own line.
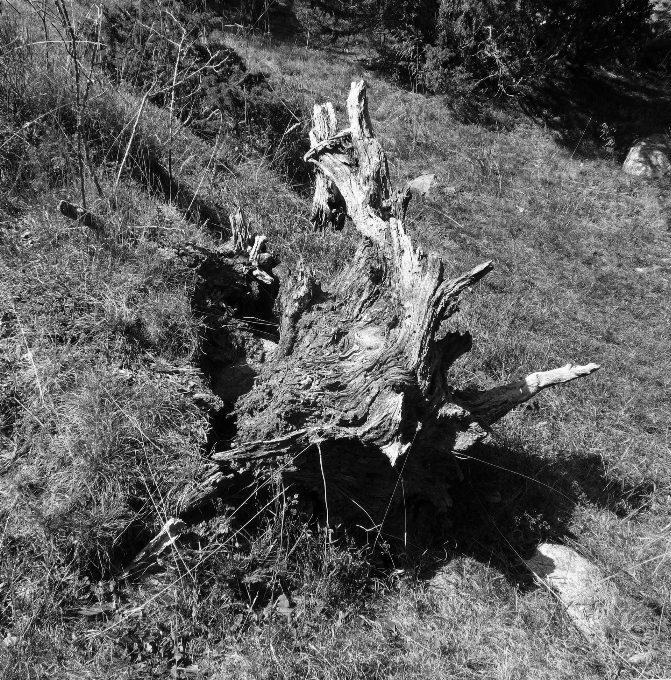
55, 0, 87, 209
114, 91, 149, 193
81, 5, 104, 199
167, 24, 187, 202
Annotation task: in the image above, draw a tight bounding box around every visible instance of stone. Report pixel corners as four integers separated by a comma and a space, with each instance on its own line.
627, 650, 658, 666
623, 135, 671, 178
407, 173, 437, 197
525, 543, 618, 639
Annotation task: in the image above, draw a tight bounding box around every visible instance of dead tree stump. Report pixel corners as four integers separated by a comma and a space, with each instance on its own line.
177, 82, 599, 543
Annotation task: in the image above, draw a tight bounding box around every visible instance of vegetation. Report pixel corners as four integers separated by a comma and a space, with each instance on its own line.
306, 0, 653, 95
0, 0, 670, 678
418, 0, 652, 94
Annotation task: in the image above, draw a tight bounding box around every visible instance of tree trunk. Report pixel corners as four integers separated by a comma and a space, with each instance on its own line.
177, 82, 599, 544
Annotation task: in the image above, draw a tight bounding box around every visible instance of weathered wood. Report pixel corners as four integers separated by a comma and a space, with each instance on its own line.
309, 103, 346, 231
120, 518, 187, 579
58, 199, 104, 231
174, 81, 600, 546
457, 363, 601, 425
173, 209, 280, 412
230, 206, 253, 253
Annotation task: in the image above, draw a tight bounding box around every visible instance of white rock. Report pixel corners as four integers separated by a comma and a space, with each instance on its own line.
407, 173, 437, 197
627, 650, 658, 666
525, 543, 618, 639
623, 135, 671, 178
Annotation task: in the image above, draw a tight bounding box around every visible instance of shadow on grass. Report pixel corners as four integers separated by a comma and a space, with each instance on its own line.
362, 55, 671, 161
192, 356, 654, 588
264, 0, 306, 43
523, 66, 671, 159
245, 0, 373, 53
414, 437, 656, 586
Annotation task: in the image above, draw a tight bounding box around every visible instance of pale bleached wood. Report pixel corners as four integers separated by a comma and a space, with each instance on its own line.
309, 103, 345, 230
459, 363, 601, 425
120, 518, 187, 578
230, 206, 253, 253
227, 209, 276, 286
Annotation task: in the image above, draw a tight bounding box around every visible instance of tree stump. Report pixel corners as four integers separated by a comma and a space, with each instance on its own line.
177, 82, 599, 544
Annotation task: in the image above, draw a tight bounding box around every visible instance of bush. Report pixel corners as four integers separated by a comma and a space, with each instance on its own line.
423, 0, 536, 95
375, 0, 652, 95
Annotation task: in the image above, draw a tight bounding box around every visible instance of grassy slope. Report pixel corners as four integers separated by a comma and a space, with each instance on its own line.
1, 2, 670, 678
231, 36, 671, 677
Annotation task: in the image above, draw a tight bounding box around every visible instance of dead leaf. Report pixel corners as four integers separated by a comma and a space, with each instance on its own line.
378, 616, 400, 633
483, 489, 502, 503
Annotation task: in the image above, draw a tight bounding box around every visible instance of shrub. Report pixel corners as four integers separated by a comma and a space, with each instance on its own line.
423, 0, 536, 95
374, 0, 652, 95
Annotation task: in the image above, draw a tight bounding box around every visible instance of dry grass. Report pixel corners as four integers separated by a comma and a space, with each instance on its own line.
1, 2, 670, 678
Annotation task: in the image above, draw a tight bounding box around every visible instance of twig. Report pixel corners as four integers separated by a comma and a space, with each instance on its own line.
114, 91, 149, 193
55, 0, 87, 209
11, 304, 44, 406
167, 24, 187, 201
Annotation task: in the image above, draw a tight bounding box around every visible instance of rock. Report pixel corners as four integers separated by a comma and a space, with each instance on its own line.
274, 594, 295, 620
627, 650, 658, 666
524, 543, 618, 640
623, 135, 671, 178
407, 173, 437, 197
1, 636, 18, 649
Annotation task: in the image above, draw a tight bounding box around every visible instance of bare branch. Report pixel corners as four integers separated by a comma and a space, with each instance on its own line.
458, 363, 602, 424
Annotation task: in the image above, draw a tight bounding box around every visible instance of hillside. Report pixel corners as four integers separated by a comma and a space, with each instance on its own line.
0, 1, 670, 678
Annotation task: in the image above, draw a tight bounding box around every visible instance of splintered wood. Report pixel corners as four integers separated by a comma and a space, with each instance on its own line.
173, 81, 600, 545
309, 103, 345, 231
